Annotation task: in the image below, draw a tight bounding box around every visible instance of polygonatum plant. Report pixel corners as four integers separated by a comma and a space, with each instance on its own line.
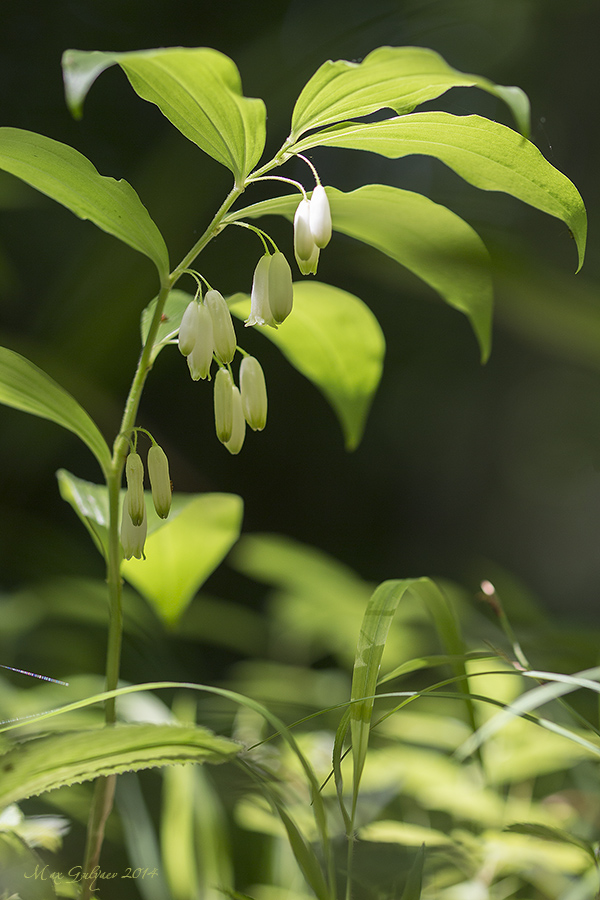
0, 44, 586, 896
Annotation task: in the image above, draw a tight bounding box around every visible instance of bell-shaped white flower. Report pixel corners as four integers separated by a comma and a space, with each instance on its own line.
309, 185, 332, 248
268, 251, 293, 324
296, 243, 319, 276
214, 367, 234, 444
186, 301, 214, 380
240, 355, 267, 431
205, 289, 236, 364
224, 385, 246, 455
178, 300, 201, 356
246, 254, 276, 327
294, 198, 316, 263
121, 503, 147, 560
147, 444, 171, 519
125, 452, 145, 526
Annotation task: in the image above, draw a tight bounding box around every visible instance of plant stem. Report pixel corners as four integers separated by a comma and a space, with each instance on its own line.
80, 177, 248, 895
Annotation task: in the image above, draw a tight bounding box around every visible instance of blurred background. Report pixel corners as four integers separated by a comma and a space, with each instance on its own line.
1, 0, 600, 892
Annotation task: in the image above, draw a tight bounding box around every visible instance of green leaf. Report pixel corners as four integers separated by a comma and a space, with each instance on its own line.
351, 579, 418, 798
229, 281, 385, 449
141, 288, 192, 360
401, 844, 425, 900
504, 823, 598, 864
62, 48, 266, 185
0, 724, 239, 808
56, 469, 243, 626
0, 347, 111, 474
290, 46, 530, 141
226, 185, 493, 361
0, 127, 169, 278
290, 113, 586, 271
0, 833, 57, 900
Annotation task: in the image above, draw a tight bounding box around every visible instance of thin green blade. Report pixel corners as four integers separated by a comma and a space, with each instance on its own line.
0, 724, 239, 808
351, 579, 416, 797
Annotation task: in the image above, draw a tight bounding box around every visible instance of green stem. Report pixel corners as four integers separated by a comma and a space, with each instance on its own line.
79, 177, 249, 895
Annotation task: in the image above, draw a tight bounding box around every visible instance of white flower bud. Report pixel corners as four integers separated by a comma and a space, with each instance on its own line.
224, 385, 246, 455
121, 503, 147, 560
125, 452, 145, 526
294, 198, 316, 262
246, 254, 276, 328
309, 185, 332, 248
240, 356, 267, 431
147, 444, 171, 519
178, 300, 201, 356
214, 367, 234, 444
186, 301, 214, 380
268, 251, 293, 324
205, 289, 236, 364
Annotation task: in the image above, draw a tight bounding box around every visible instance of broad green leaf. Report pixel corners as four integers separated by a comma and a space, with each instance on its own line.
226, 185, 493, 361
62, 48, 266, 185
290, 113, 587, 271
290, 46, 530, 142
0, 347, 111, 474
0, 724, 239, 808
0, 127, 169, 278
351, 579, 418, 799
57, 469, 243, 626
229, 281, 385, 450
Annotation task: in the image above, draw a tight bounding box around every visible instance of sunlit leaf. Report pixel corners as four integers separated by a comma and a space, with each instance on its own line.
0, 724, 239, 808
351, 579, 417, 801
505, 823, 597, 864
290, 113, 586, 271
0, 348, 111, 474
290, 46, 530, 141
56, 469, 243, 625
0, 127, 169, 278
229, 281, 385, 449
226, 185, 493, 361
62, 48, 266, 185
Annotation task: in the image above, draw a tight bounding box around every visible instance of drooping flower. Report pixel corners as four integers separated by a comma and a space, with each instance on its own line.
178, 300, 201, 356
246, 254, 276, 327
121, 503, 147, 560
147, 444, 172, 519
294, 198, 316, 262
224, 385, 246, 455
125, 452, 145, 526
240, 356, 267, 431
309, 185, 332, 248
268, 251, 293, 324
205, 289, 237, 364
214, 367, 234, 444
186, 301, 214, 380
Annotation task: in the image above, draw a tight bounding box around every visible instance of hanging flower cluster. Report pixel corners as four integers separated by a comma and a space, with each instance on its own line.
120, 441, 172, 560
175, 176, 332, 455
